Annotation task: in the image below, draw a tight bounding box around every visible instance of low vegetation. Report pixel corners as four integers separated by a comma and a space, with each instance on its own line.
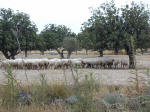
0, 66, 150, 112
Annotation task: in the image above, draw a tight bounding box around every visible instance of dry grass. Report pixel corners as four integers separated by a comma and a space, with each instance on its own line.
0, 50, 150, 111
0, 69, 148, 86
0, 49, 126, 59
0, 84, 147, 112
0, 104, 63, 112
0, 69, 148, 112
1, 49, 150, 61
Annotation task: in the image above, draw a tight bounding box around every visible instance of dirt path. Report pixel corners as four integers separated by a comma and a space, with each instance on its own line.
0, 69, 148, 86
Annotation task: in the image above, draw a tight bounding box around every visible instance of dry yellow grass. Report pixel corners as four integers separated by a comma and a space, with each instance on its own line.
0, 84, 146, 112
0, 105, 63, 112
96, 85, 146, 99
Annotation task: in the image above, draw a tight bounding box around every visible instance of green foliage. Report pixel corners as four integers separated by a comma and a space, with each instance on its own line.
63, 37, 78, 52
77, 29, 94, 52
80, 0, 124, 56
39, 24, 76, 58
40, 24, 74, 50
0, 8, 37, 59
104, 93, 126, 105
63, 37, 79, 58
35, 34, 46, 52
121, 2, 150, 52
80, 1, 150, 66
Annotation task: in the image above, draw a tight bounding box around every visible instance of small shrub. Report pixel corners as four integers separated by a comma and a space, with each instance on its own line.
70, 73, 100, 112
104, 93, 126, 105
127, 97, 140, 110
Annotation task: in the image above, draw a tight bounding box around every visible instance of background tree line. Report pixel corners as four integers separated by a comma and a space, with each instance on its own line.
0, 9, 78, 59
0, 1, 150, 68
78, 1, 150, 68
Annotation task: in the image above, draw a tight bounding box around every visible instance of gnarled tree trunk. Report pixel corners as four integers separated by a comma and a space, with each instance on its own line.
114, 47, 119, 55
25, 50, 28, 57
99, 48, 103, 57
40, 50, 44, 55
129, 53, 135, 69
56, 48, 64, 59
86, 49, 88, 55
2, 50, 18, 59
67, 51, 72, 59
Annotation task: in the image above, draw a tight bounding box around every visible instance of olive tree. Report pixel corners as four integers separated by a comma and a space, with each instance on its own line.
63, 37, 78, 58
40, 24, 75, 58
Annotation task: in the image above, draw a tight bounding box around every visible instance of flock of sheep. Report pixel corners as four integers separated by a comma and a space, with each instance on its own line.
0, 57, 128, 70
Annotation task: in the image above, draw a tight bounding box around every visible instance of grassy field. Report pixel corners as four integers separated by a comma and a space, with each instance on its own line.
0, 66, 149, 112
0, 50, 150, 112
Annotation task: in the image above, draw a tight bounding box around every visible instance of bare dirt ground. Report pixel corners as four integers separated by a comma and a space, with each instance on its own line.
0, 50, 150, 86
0, 69, 148, 86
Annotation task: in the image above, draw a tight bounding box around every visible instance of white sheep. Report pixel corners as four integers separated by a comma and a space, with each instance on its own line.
121, 59, 128, 68
113, 59, 121, 69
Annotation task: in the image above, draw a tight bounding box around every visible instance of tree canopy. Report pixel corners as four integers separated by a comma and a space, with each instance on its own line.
79, 1, 150, 68
0, 8, 37, 59
63, 36, 79, 58
40, 24, 76, 58
1, 1, 150, 68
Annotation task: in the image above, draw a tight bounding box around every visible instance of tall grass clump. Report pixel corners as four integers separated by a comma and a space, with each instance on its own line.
0, 65, 20, 107
127, 68, 150, 111
70, 73, 100, 112
31, 73, 71, 105
31, 73, 51, 105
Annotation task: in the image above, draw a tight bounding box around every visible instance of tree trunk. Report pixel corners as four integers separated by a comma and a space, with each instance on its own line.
29, 50, 32, 55
11, 55, 15, 59
56, 49, 64, 59
2, 51, 10, 59
25, 50, 28, 57
2, 49, 19, 59
10, 51, 16, 59
2, 51, 14, 59
114, 47, 119, 55
41, 51, 44, 55
129, 53, 135, 69
129, 36, 135, 69
140, 48, 144, 55
125, 45, 129, 55
86, 49, 88, 55
3, 54, 11, 59
76, 50, 77, 55
99, 48, 103, 57
60, 52, 64, 59
67, 51, 72, 59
